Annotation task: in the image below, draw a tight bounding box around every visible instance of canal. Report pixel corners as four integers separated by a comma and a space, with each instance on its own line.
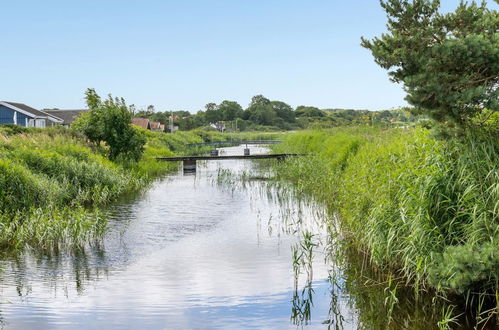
0, 145, 442, 329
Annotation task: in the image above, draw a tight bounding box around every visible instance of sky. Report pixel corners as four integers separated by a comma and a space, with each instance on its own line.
1, 0, 497, 112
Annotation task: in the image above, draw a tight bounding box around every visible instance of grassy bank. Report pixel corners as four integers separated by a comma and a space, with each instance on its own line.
272, 127, 498, 325
0, 125, 278, 250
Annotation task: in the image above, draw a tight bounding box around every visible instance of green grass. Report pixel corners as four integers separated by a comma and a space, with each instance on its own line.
272, 126, 498, 325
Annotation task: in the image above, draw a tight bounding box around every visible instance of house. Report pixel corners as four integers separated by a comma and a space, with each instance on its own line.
43, 109, 88, 127
166, 125, 179, 133
0, 101, 63, 127
150, 121, 163, 132
131, 118, 151, 130
210, 122, 226, 132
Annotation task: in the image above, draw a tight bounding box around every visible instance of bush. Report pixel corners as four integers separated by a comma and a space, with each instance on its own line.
73, 88, 146, 161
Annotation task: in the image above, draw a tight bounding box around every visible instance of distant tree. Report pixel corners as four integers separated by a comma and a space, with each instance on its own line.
361, 0, 499, 126
150, 112, 168, 124
205, 102, 222, 123
218, 100, 243, 121
249, 94, 271, 107
205, 103, 217, 112
172, 110, 191, 118
271, 101, 295, 123
176, 116, 197, 130
295, 106, 325, 117
73, 88, 146, 161
135, 109, 154, 118
246, 95, 277, 126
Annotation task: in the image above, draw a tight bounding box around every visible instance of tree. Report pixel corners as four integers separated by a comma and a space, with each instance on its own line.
295, 106, 325, 117
361, 0, 499, 126
245, 95, 278, 126
204, 102, 222, 123
249, 94, 271, 107
73, 88, 146, 161
271, 101, 295, 123
218, 100, 243, 121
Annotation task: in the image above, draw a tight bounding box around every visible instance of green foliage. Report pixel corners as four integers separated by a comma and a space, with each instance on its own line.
0, 131, 139, 250
361, 0, 499, 126
73, 88, 146, 161
0, 133, 138, 209
273, 127, 498, 301
295, 106, 325, 118
0, 207, 106, 250
429, 238, 498, 293
0, 158, 61, 212
218, 100, 244, 121
0, 124, 32, 135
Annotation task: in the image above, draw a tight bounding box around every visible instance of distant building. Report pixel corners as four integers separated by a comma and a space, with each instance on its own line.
131, 118, 151, 130
210, 122, 226, 132
166, 125, 179, 133
0, 101, 63, 127
43, 109, 88, 127
150, 121, 163, 132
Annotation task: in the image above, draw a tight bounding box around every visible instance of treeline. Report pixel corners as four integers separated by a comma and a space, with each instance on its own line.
134, 95, 418, 131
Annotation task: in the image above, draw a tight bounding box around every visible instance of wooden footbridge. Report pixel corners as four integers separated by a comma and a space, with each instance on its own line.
186, 140, 282, 147
156, 153, 299, 171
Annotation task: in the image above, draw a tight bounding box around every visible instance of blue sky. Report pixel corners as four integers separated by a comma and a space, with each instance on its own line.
1, 1, 496, 112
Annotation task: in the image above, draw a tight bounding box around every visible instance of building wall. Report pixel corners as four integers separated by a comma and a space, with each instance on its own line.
17, 112, 30, 127
0, 105, 15, 124
0, 105, 36, 127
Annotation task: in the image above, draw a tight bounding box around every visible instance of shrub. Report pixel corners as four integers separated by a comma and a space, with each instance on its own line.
73, 88, 146, 161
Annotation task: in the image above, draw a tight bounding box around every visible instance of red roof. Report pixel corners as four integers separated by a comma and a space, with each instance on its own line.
150, 121, 161, 129
131, 118, 151, 129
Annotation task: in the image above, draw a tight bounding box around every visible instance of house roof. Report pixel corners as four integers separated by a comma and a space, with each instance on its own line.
0, 101, 63, 122
44, 109, 88, 125
131, 118, 151, 129
150, 121, 161, 129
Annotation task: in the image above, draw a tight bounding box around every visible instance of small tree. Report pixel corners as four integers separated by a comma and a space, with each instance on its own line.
74, 89, 146, 161
361, 0, 499, 127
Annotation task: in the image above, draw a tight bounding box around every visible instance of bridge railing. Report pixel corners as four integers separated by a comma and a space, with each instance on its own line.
186, 140, 282, 147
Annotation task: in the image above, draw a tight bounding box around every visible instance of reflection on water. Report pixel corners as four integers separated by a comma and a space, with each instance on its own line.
0, 145, 450, 329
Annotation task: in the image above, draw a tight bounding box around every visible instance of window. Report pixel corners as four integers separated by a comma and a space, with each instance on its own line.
35, 119, 46, 128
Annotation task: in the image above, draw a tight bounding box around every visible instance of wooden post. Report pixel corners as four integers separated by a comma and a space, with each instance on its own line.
183, 160, 196, 172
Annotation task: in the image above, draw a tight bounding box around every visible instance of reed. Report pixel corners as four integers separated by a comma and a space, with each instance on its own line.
271, 126, 499, 326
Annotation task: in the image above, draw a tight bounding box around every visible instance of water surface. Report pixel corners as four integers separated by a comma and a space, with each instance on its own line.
0, 145, 357, 329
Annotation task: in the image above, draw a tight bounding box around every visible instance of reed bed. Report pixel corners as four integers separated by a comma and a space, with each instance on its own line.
271, 127, 499, 326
